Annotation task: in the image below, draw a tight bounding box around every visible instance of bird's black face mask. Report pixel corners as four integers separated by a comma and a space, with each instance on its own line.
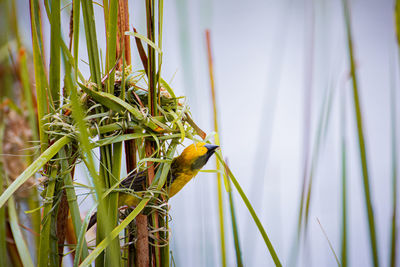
191, 144, 219, 170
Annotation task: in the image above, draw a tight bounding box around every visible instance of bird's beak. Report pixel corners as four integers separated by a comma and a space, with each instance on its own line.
204, 144, 219, 154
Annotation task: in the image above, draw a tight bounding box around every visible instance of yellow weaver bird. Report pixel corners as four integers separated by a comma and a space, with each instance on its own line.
88, 142, 219, 229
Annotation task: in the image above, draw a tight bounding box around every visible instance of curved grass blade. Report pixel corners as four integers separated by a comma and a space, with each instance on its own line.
125, 31, 162, 54
216, 154, 282, 267
8, 195, 34, 267
0, 136, 71, 208
79, 83, 167, 132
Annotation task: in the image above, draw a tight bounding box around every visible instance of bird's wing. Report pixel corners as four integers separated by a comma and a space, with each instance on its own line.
120, 170, 147, 191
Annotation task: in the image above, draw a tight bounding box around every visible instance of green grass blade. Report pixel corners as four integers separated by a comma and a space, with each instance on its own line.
316, 218, 341, 266
19, 49, 39, 143
38, 168, 57, 267
49, 0, 61, 109
0, 136, 71, 208
341, 0, 379, 265
79, 84, 144, 119
224, 161, 243, 267
205, 30, 226, 267
216, 154, 282, 267
8, 195, 34, 267
126, 31, 162, 54
61, 42, 85, 82
29, 0, 49, 153
73, 0, 80, 81
106, 0, 118, 93
81, 0, 102, 88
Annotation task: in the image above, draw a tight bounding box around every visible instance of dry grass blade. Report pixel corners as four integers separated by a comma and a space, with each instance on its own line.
316, 218, 341, 266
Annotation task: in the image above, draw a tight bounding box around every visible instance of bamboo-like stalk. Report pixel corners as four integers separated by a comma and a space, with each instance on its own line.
80, 1, 120, 265
105, 0, 122, 264
341, 0, 379, 266
146, 0, 157, 115
205, 29, 227, 267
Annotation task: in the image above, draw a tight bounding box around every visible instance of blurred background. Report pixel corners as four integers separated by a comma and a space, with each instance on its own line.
7, 0, 400, 266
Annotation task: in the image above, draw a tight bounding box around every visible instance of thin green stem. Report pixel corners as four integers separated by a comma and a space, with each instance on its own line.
342, 0, 379, 265
217, 154, 282, 267
205, 29, 226, 267
226, 165, 243, 267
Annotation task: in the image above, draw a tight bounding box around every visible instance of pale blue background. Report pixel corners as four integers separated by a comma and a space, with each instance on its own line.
14, 0, 400, 266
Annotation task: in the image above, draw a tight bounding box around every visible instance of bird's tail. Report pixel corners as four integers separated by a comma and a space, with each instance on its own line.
87, 212, 97, 230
